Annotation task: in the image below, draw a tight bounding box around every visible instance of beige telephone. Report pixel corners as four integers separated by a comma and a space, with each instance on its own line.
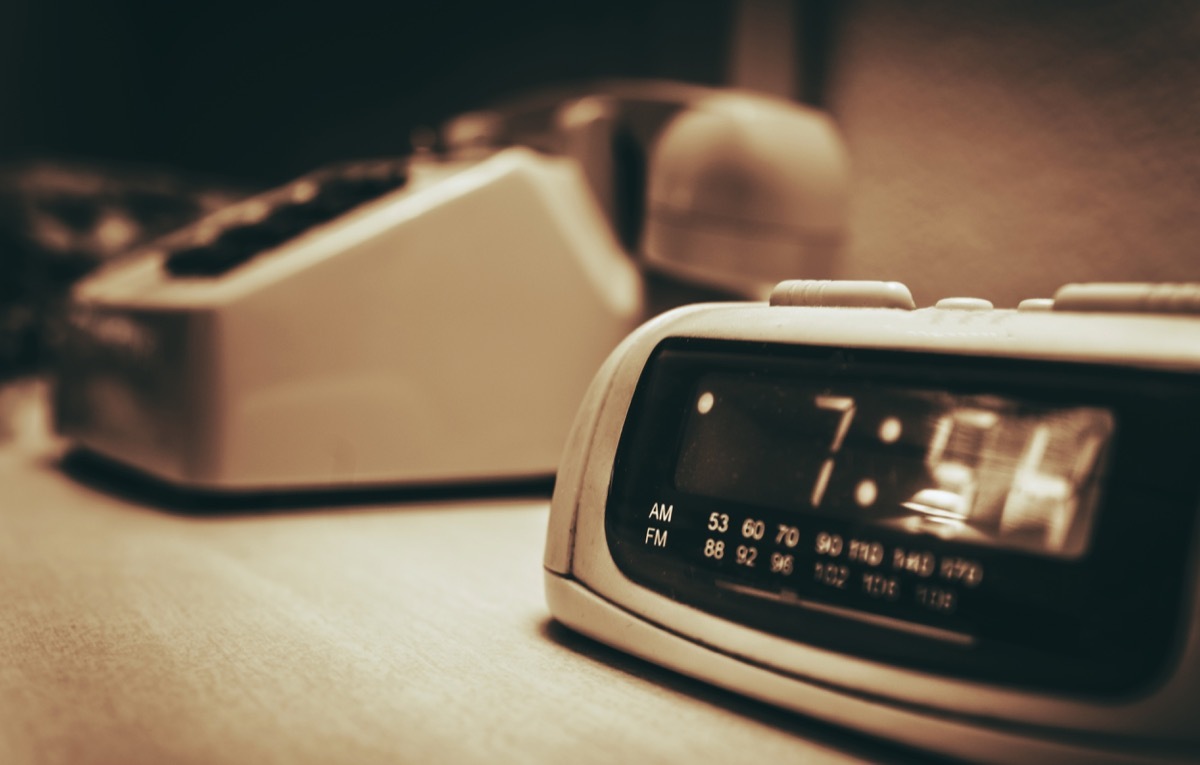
54, 83, 849, 493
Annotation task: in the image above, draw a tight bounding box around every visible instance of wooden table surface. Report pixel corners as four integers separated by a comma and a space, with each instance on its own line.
0, 381, 931, 765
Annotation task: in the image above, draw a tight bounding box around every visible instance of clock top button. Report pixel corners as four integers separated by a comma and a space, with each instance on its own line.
1053, 283, 1200, 314
934, 297, 993, 311
769, 280, 915, 309
1018, 298, 1055, 312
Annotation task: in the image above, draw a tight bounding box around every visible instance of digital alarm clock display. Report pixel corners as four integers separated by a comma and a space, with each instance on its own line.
674, 374, 1113, 559
606, 338, 1200, 694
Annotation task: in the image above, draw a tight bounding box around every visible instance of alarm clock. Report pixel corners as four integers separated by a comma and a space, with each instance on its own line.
54, 147, 642, 491
544, 280, 1200, 763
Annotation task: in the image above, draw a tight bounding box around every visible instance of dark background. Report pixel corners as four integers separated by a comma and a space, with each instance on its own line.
2, 0, 1198, 304
0, 0, 734, 184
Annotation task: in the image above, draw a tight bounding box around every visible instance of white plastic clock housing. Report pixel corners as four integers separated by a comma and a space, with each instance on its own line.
544, 280, 1200, 764
55, 148, 642, 490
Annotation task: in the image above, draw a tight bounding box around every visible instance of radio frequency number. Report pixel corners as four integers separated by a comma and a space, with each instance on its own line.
775, 524, 800, 547
893, 547, 936, 577
916, 585, 957, 613
814, 561, 849, 588
703, 538, 726, 559
940, 557, 984, 587
707, 512, 730, 533
815, 532, 844, 557
848, 539, 884, 566
741, 518, 766, 540
862, 572, 900, 600
770, 552, 794, 575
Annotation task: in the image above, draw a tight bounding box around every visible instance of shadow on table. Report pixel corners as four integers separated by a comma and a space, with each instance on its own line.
538, 617, 957, 764
59, 447, 554, 516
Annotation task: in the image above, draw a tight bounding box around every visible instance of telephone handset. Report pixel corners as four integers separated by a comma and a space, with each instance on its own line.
441, 80, 851, 299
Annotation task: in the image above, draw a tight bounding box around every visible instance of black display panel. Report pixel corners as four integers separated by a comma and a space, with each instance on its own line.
675, 375, 1113, 559
605, 338, 1200, 696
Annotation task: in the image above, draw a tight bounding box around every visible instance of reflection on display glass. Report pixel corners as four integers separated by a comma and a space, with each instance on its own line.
674, 374, 1114, 558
